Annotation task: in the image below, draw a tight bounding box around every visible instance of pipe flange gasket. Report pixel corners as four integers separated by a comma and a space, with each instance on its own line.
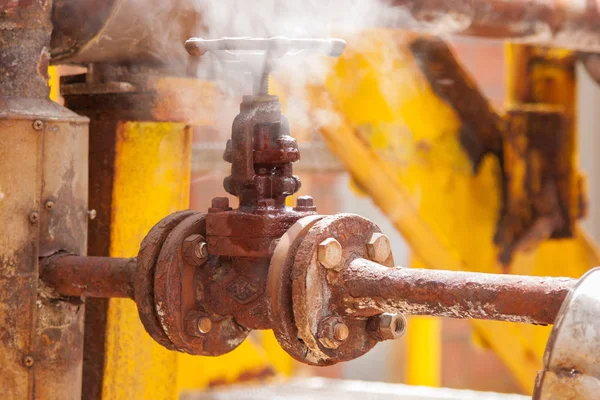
135, 210, 197, 350
267, 215, 326, 363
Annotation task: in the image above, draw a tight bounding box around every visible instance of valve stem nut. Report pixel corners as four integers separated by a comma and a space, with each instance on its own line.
367, 233, 391, 264
367, 313, 407, 341
182, 234, 209, 265
318, 316, 349, 349
318, 237, 343, 270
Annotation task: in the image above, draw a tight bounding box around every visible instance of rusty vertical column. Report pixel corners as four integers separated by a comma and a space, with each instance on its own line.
0, 0, 89, 399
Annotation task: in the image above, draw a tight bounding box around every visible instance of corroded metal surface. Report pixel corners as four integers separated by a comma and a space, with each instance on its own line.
409, 36, 503, 170
0, 0, 89, 384
0, 0, 52, 97
268, 215, 326, 362
50, 0, 201, 66
154, 212, 250, 355
135, 210, 196, 349
342, 260, 575, 325
0, 117, 43, 400
290, 214, 392, 365
534, 268, 600, 399
41, 254, 136, 299
496, 106, 578, 264
391, 0, 600, 52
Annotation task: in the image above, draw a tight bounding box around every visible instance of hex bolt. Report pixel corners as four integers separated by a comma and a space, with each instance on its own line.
367, 233, 391, 264
296, 196, 314, 208
367, 313, 407, 341
318, 316, 349, 349
197, 317, 212, 334
32, 120, 44, 131
318, 237, 343, 270
211, 197, 229, 210
23, 355, 34, 368
184, 311, 212, 337
194, 242, 208, 259
44, 200, 54, 210
28, 211, 39, 224
182, 234, 208, 266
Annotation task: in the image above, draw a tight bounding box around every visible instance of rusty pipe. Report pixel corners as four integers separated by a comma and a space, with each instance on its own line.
342, 258, 576, 325
390, 0, 600, 52
40, 254, 136, 299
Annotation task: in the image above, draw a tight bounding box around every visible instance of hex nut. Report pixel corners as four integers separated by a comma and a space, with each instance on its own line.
296, 196, 313, 208
182, 234, 208, 266
367, 233, 391, 264
318, 316, 349, 349
318, 238, 342, 270
209, 197, 231, 213
367, 313, 407, 341
294, 195, 317, 212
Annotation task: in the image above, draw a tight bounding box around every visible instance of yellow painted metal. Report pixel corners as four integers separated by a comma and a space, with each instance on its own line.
300, 29, 600, 392
102, 121, 191, 400
49, 66, 59, 102
407, 256, 441, 387
100, 120, 288, 398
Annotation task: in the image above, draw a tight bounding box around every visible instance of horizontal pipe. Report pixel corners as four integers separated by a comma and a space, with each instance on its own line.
342, 258, 576, 325
391, 0, 600, 53
40, 255, 136, 299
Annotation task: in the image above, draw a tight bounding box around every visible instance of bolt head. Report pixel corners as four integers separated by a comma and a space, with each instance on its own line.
318, 316, 349, 349
23, 355, 34, 367
33, 120, 44, 131
297, 196, 314, 207
29, 211, 39, 224
88, 209, 97, 220
367, 233, 391, 263
197, 317, 212, 334
334, 322, 349, 341
211, 197, 230, 210
368, 313, 407, 341
318, 238, 342, 270
184, 310, 212, 337
44, 200, 54, 210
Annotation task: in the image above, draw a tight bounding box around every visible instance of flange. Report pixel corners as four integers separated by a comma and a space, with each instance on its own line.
269, 213, 394, 365
135, 210, 197, 350
268, 215, 326, 363
154, 212, 249, 355
291, 213, 392, 365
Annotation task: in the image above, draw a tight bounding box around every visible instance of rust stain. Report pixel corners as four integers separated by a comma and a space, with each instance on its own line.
343, 259, 575, 325
409, 36, 503, 171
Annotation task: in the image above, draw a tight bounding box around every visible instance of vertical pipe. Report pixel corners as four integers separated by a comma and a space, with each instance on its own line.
0, 1, 89, 398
